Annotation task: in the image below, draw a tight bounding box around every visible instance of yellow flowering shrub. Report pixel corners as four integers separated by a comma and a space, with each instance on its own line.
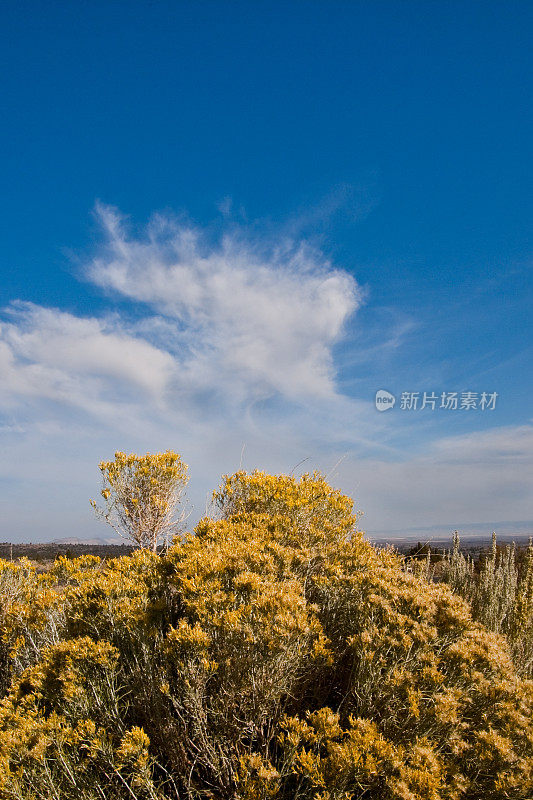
0, 637, 161, 799
0, 558, 67, 696
0, 469, 531, 799
91, 450, 189, 551
214, 469, 357, 544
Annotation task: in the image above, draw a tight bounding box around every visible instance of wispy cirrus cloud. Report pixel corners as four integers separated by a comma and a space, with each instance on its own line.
0, 301, 176, 416
88, 203, 361, 402
0, 204, 364, 432
341, 423, 533, 533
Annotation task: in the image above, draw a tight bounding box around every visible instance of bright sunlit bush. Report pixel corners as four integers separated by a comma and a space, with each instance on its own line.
0, 469, 531, 799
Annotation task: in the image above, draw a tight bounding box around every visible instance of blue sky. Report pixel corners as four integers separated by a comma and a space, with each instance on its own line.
0, 1, 531, 541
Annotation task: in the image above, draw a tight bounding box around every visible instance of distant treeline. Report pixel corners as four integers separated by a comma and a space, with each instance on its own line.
0, 541, 134, 564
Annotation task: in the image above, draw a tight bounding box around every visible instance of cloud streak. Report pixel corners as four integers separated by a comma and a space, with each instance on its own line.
341, 424, 533, 533
0, 301, 176, 418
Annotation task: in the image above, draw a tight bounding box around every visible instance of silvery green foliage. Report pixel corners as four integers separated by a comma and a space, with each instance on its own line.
433, 533, 533, 677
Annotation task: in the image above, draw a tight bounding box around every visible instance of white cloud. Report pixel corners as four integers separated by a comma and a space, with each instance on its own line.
88, 204, 361, 401
432, 424, 533, 464
0, 301, 176, 416
340, 424, 533, 533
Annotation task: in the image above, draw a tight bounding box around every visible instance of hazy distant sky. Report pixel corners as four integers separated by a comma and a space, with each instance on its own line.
0, 1, 531, 541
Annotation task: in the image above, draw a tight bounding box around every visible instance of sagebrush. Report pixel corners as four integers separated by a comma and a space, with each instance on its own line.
0, 469, 531, 799
417, 531, 533, 678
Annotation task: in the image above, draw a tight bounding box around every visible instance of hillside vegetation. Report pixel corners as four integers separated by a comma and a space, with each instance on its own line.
0, 468, 532, 799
